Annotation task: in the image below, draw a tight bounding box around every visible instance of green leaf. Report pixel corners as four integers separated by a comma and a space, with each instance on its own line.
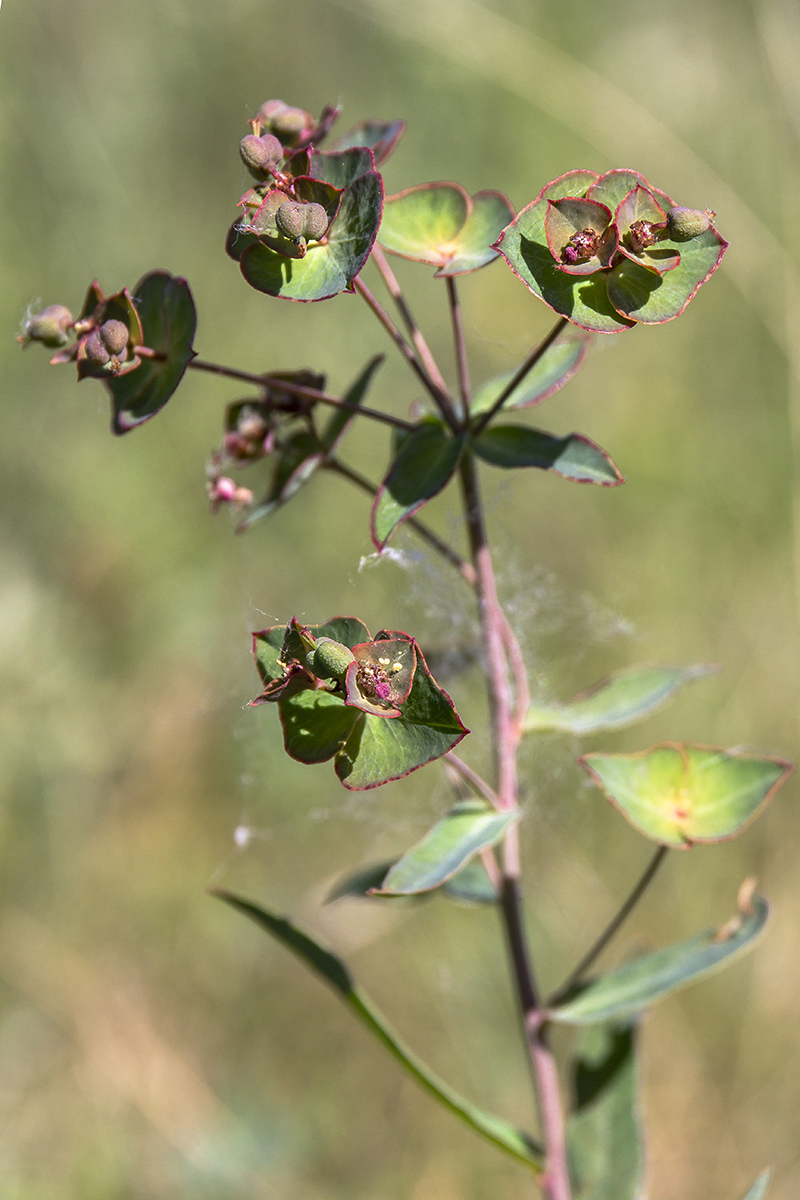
739, 1169, 773, 1200
524, 663, 716, 735
374, 800, 517, 895
310, 147, 376, 189
378, 182, 469, 264
371, 423, 465, 549
326, 860, 397, 902
606, 226, 728, 324
580, 744, 793, 848
326, 856, 498, 904
328, 118, 406, 166
567, 1021, 645, 1200
335, 645, 468, 790
280, 689, 361, 763
494, 198, 635, 335
107, 271, 196, 433
536, 170, 601, 202
471, 426, 623, 485
469, 337, 589, 417
212, 889, 543, 1171
378, 184, 513, 275
434, 191, 516, 276
586, 169, 667, 214
240, 170, 384, 301
550, 889, 770, 1024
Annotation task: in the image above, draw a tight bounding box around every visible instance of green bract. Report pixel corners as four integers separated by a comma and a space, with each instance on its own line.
250, 616, 467, 789
495, 169, 728, 333
580, 743, 793, 848
378, 182, 514, 276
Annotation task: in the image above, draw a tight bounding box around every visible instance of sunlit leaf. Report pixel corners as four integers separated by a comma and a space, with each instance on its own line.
471, 426, 623, 485
580, 744, 793, 847
567, 1021, 645, 1200
469, 337, 589, 416
378, 183, 513, 275
550, 887, 770, 1024
374, 801, 517, 895
524, 664, 716, 735
213, 889, 543, 1171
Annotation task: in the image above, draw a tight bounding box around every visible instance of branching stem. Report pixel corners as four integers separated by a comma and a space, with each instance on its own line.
371, 246, 451, 399
135, 347, 414, 434
549, 844, 670, 1006
446, 276, 471, 421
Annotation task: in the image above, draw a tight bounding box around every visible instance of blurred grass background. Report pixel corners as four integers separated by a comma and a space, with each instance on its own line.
3, 0, 800, 1195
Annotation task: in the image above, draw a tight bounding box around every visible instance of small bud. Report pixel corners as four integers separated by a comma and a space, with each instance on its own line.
271, 106, 309, 138
275, 201, 305, 239
257, 99, 289, 125
99, 319, 129, 355
207, 475, 253, 513
240, 133, 283, 174
18, 303, 74, 348
237, 410, 268, 441
666, 207, 714, 239
83, 331, 111, 365
303, 202, 329, 240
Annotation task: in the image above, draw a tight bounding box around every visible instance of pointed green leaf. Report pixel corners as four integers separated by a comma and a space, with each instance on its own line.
237, 431, 323, 530
469, 337, 589, 417
378, 182, 470, 264
494, 198, 634, 335
326, 856, 498, 904
371, 423, 465, 549
240, 170, 384, 301
212, 889, 543, 1171
567, 1021, 645, 1200
107, 271, 196, 433
740, 1169, 773, 1200
471, 426, 623, 485
326, 860, 397, 902
335, 645, 468, 790
322, 354, 385, 451
524, 664, 716, 735
550, 890, 770, 1024
580, 744, 793, 847
434, 191, 515, 276
328, 118, 406, 166
606, 226, 728, 324
375, 800, 517, 895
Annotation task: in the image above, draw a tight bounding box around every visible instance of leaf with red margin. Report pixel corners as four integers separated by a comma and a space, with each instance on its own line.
329, 118, 406, 166
371, 421, 466, 549
471, 425, 624, 485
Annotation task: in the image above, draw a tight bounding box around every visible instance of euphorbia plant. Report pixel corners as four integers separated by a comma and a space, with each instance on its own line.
20, 96, 790, 1200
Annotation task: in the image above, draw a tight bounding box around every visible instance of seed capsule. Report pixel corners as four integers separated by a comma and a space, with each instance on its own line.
240, 133, 283, 174
83, 331, 111, 365
20, 304, 73, 348
307, 637, 356, 682
275, 201, 305, 239
667, 207, 714, 239
99, 319, 129, 355
303, 202, 329, 240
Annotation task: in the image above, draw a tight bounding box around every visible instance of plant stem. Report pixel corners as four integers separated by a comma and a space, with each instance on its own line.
352, 278, 461, 431
445, 276, 471, 421
371, 246, 451, 399
471, 317, 570, 436
458, 451, 571, 1200
135, 347, 414, 434
549, 844, 670, 1006
324, 457, 476, 585
443, 752, 501, 809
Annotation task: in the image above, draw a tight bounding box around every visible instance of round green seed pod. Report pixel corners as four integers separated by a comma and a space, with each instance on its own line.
307, 637, 356, 682
667, 207, 712, 239
99, 319, 129, 355
275, 201, 305, 239
84, 331, 111, 365
303, 202, 329, 240
240, 133, 283, 173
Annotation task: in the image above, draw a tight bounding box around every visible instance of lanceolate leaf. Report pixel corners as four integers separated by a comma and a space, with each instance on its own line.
550, 888, 770, 1024
212, 889, 543, 1171
240, 170, 384, 301
107, 271, 197, 433
371, 423, 466, 549
321, 354, 385, 450
374, 801, 517, 895
580, 744, 793, 848
326, 856, 499, 905
740, 1169, 773, 1200
469, 337, 590, 417
567, 1021, 645, 1200
471, 426, 623, 485
524, 663, 716, 735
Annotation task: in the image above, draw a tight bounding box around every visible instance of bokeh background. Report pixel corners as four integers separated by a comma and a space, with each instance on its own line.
3, 0, 800, 1196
